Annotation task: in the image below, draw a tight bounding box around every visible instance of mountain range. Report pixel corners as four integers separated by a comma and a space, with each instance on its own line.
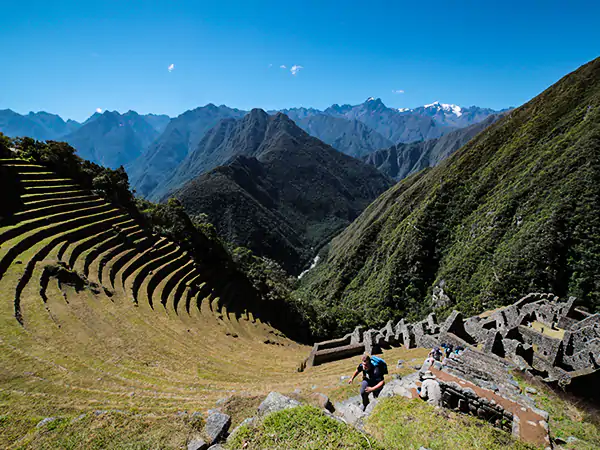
0, 109, 81, 141
0, 109, 170, 168
364, 113, 504, 179
133, 99, 500, 198
0, 100, 502, 193
297, 57, 600, 339
64, 110, 169, 168
126, 104, 246, 197
172, 110, 394, 273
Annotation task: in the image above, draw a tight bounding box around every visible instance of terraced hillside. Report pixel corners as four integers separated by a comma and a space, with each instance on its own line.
0, 156, 340, 431
0, 161, 440, 448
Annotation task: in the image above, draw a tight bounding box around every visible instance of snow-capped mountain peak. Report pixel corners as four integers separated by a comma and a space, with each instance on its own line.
423, 101, 463, 117
397, 107, 411, 112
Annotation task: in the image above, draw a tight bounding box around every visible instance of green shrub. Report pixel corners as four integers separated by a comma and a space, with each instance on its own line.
0, 132, 12, 157
16, 138, 134, 208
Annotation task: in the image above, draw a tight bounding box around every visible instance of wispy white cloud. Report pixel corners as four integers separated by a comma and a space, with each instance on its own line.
392, 89, 405, 94
290, 65, 303, 76
280, 65, 287, 69
168, 63, 175, 72
96, 108, 103, 113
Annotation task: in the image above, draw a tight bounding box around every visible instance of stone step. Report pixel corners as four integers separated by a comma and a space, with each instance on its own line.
12, 213, 129, 323
82, 224, 143, 278
0, 160, 44, 167
23, 184, 79, 193
107, 236, 155, 288
22, 190, 94, 205
119, 238, 169, 291
15, 171, 58, 180
19, 178, 74, 187
131, 244, 180, 306
65, 218, 135, 269
172, 268, 200, 313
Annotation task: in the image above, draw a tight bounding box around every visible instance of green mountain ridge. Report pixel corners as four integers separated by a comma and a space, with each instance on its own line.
297, 57, 600, 339
172, 110, 394, 274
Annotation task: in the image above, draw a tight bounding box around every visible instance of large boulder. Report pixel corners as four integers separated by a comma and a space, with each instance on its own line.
204, 412, 231, 444
379, 379, 413, 399
310, 392, 335, 413
338, 402, 365, 427
257, 392, 301, 417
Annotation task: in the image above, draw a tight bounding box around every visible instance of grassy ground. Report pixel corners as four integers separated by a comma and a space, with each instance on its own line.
0, 266, 429, 450
226, 394, 535, 450
2, 411, 199, 450
530, 321, 565, 340
365, 396, 534, 450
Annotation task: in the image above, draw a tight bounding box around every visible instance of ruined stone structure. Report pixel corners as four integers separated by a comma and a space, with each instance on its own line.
306, 293, 600, 393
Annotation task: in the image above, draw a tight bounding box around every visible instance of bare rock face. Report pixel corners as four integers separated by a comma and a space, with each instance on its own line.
432, 285, 452, 308
204, 412, 231, 445
187, 438, 208, 450
257, 392, 301, 417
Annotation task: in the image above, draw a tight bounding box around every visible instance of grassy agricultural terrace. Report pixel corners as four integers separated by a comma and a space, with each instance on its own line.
1, 150, 599, 449
0, 152, 422, 446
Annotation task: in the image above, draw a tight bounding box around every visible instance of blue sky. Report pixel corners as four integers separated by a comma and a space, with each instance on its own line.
1, 0, 598, 121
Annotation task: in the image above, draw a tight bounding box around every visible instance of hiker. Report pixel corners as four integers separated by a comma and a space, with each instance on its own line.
348, 354, 386, 411
418, 371, 442, 407
422, 346, 443, 369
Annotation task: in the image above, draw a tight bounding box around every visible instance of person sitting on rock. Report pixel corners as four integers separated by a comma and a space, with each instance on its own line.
418, 370, 442, 407
348, 354, 385, 411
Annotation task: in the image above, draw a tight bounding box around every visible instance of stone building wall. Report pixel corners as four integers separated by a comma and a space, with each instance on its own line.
304, 293, 600, 392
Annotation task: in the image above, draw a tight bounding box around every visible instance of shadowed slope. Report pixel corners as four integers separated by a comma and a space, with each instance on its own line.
170, 110, 394, 274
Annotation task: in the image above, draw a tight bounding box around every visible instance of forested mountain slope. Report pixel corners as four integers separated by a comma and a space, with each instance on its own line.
172, 111, 394, 274
297, 57, 600, 339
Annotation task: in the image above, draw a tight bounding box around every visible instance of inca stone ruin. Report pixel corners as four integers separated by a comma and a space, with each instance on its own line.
306, 293, 600, 394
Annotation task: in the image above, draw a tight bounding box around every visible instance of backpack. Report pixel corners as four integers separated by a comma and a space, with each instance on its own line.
370, 356, 388, 375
